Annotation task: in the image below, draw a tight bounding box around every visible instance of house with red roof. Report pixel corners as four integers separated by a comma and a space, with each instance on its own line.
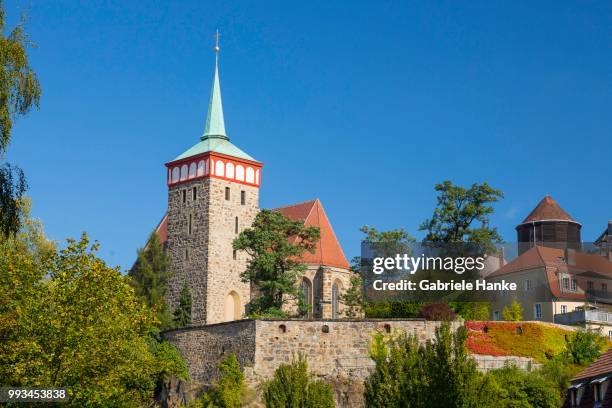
564, 349, 612, 407
487, 196, 612, 333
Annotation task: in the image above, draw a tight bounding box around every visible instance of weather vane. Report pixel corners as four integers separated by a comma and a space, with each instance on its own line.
214, 30, 220, 54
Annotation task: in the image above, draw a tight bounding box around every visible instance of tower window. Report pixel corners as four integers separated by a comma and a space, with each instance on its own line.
192, 187, 197, 201
185, 248, 189, 261
182, 190, 187, 203
235, 216, 239, 234
241, 190, 245, 205
188, 214, 192, 234
233, 249, 237, 260
225, 187, 230, 200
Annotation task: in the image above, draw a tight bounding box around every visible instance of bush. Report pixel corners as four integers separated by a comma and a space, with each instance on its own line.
565, 329, 606, 365
451, 302, 490, 320
501, 300, 523, 321
364, 301, 422, 318
417, 302, 456, 321
487, 365, 560, 408
201, 354, 244, 408
365, 323, 489, 407
263, 355, 334, 408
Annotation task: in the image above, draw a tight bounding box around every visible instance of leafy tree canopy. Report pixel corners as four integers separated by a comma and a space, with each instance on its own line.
0, 213, 187, 406
173, 283, 192, 328
0, 5, 41, 238
233, 209, 320, 316
129, 231, 173, 329
419, 180, 503, 252
502, 300, 523, 321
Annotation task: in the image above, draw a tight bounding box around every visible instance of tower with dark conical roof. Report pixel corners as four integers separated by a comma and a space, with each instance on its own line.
516, 195, 582, 255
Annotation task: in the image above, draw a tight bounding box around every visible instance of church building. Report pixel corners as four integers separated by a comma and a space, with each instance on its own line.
153, 39, 354, 325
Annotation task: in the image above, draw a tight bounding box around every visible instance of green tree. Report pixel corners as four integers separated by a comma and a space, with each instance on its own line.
502, 300, 523, 321
565, 329, 605, 365
129, 231, 173, 329
0, 231, 187, 407
341, 274, 364, 318
487, 365, 559, 408
0, 6, 42, 238
173, 283, 192, 328
365, 323, 492, 408
419, 180, 503, 251
451, 301, 490, 320
263, 355, 334, 408
201, 353, 244, 408
233, 209, 320, 316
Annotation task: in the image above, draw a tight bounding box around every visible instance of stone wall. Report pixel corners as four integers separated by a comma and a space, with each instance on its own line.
164, 319, 257, 383
472, 354, 541, 372
164, 318, 458, 406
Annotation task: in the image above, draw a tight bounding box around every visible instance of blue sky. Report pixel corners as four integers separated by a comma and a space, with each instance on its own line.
5, 1, 611, 270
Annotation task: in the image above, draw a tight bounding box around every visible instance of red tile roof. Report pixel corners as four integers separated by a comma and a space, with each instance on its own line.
573, 348, 612, 381
488, 245, 612, 301
154, 199, 350, 270
521, 195, 577, 224
275, 199, 350, 269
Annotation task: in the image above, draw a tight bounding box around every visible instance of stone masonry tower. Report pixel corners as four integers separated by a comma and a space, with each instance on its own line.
164, 35, 262, 325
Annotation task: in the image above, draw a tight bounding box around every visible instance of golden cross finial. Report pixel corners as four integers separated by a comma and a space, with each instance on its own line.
214, 30, 220, 53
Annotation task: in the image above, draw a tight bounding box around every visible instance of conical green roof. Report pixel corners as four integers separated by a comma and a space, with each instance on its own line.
172, 52, 258, 163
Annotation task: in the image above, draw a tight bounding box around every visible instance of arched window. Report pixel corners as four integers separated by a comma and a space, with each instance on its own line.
236, 165, 245, 181
300, 278, 313, 318
226, 162, 235, 179
255, 169, 260, 184
205, 159, 210, 175
172, 167, 180, 183
224, 291, 241, 321
197, 160, 205, 176
246, 167, 255, 183
332, 281, 341, 319
189, 162, 196, 178
180, 165, 188, 181
215, 160, 225, 177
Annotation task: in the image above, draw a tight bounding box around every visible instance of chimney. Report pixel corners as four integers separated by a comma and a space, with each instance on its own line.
566, 248, 576, 266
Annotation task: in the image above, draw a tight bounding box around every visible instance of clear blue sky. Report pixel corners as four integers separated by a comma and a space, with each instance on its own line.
5, 1, 611, 270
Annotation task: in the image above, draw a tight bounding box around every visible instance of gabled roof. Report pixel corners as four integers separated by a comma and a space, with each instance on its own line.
275, 199, 350, 270
153, 199, 350, 270
572, 348, 612, 381
488, 245, 612, 301
520, 195, 578, 225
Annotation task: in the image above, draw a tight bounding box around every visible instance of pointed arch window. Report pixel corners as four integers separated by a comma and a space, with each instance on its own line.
300, 278, 313, 318
332, 282, 340, 319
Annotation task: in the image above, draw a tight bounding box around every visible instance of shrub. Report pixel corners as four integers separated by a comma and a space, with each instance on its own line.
365, 323, 490, 407
201, 353, 244, 408
487, 365, 560, 408
417, 302, 456, 321
501, 300, 523, 321
263, 355, 334, 408
565, 329, 606, 365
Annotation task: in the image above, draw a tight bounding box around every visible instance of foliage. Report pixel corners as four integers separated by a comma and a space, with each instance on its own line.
0, 6, 42, 238
358, 225, 415, 258
539, 353, 583, 400
129, 231, 173, 330
201, 354, 244, 408
501, 300, 523, 321
364, 301, 422, 318
0, 228, 187, 407
565, 329, 606, 365
487, 365, 560, 408
173, 283, 192, 328
233, 209, 320, 316
418, 302, 457, 321
341, 274, 364, 318
365, 323, 490, 408
419, 180, 503, 252
464, 322, 574, 363
451, 302, 490, 320
263, 355, 334, 408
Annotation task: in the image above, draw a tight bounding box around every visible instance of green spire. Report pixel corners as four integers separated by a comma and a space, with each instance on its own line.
202, 31, 228, 141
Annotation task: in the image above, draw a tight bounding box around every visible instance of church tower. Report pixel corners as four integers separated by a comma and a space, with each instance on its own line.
165, 34, 262, 325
